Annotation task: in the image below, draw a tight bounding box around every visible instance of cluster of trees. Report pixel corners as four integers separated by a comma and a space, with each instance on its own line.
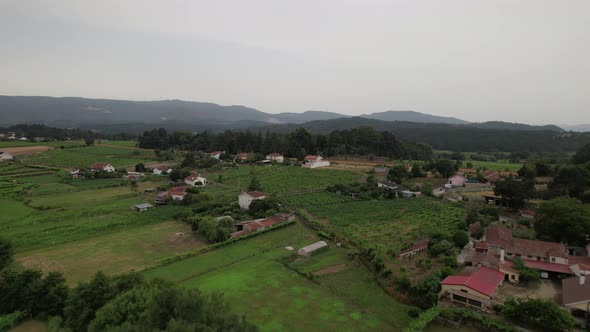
186, 216, 236, 243
0, 124, 135, 141
534, 198, 590, 246
0, 238, 256, 331
138, 127, 434, 160
387, 160, 458, 184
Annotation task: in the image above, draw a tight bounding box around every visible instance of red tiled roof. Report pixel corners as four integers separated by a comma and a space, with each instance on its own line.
245, 191, 266, 198
169, 186, 187, 195
411, 238, 429, 250
474, 241, 488, 250
267, 153, 282, 157
304, 155, 320, 160
568, 256, 590, 271
563, 277, 590, 305
156, 166, 170, 171
237, 153, 249, 159
485, 226, 513, 248
90, 162, 108, 169
210, 151, 222, 155
441, 267, 505, 297
522, 259, 573, 274
482, 170, 500, 177
512, 238, 568, 259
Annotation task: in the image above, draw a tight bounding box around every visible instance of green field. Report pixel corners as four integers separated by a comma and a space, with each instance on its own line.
466, 159, 522, 172
300, 195, 465, 252
144, 224, 413, 331
98, 140, 138, 147
0, 140, 84, 148
21, 145, 156, 168
0, 173, 178, 251
212, 165, 365, 194
16, 221, 204, 285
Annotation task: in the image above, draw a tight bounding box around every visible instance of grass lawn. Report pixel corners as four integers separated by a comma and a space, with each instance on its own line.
16, 221, 205, 285
465, 159, 522, 172
144, 224, 413, 331
21, 145, 156, 168
98, 140, 138, 147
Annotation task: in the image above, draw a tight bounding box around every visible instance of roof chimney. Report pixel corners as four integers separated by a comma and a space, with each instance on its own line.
581, 276, 586, 285
500, 249, 505, 262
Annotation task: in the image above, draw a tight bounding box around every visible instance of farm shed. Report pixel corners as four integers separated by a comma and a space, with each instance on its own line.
131, 203, 153, 212
298, 241, 328, 256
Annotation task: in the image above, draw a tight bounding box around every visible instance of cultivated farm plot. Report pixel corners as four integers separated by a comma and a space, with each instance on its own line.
216, 165, 365, 194
17, 220, 205, 285
21, 145, 156, 168
304, 196, 465, 252
0, 140, 84, 148
0, 183, 190, 251
282, 191, 355, 208
143, 224, 413, 331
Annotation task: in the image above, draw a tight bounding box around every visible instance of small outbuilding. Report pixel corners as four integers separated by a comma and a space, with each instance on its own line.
131, 203, 153, 212
298, 241, 328, 256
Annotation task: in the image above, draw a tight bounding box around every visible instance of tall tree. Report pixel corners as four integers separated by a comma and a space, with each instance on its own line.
494, 176, 535, 209
534, 198, 590, 246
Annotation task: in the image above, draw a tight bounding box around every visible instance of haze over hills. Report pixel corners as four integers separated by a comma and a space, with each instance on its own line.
0, 95, 572, 133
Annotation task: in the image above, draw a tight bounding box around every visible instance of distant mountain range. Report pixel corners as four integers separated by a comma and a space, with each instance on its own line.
0, 95, 570, 133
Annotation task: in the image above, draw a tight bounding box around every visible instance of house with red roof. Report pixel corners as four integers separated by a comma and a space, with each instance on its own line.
302, 155, 330, 169
155, 186, 188, 204
238, 191, 267, 209
230, 213, 294, 238
398, 238, 430, 259
266, 153, 284, 163
90, 162, 115, 173
439, 266, 506, 310
152, 166, 172, 175
236, 153, 250, 162
481, 226, 576, 277
482, 170, 501, 185
184, 174, 207, 187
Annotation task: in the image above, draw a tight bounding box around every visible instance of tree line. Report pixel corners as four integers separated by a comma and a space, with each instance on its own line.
0, 239, 256, 331
138, 127, 434, 160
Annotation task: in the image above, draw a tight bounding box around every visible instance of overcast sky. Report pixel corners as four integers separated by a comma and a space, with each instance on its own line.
1, 1, 589, 124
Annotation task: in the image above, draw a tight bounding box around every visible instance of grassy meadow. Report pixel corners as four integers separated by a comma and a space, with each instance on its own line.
144, 224, 413, 331
21, 145, 156, 168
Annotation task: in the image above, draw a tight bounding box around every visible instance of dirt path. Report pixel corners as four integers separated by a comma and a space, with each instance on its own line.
313, 264, 349, 276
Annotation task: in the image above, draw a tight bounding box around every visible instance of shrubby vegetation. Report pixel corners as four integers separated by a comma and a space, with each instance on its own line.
500, 298, 576, 332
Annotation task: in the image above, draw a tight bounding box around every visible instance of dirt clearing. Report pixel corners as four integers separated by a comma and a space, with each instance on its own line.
0, 145, 53, 155
313, 263, 349, 276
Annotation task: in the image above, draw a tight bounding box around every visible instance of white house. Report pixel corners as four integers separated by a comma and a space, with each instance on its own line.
266, 153, 284, 163
90, 162, 115, 173
153, 166, 172, 175
185, 175, 207, 187
238, 191, 266, 209
0, 152, 14, 162
302, 155, 330, 169
210, 151, 224, 159
69, 168, 83, 178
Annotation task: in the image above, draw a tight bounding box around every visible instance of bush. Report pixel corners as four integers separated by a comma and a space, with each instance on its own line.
452, 230, 469, 248
502, 297, 576, 332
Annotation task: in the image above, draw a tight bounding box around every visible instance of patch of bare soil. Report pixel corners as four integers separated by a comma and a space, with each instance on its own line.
313, 263, 349, 276
0, 146, 53, 155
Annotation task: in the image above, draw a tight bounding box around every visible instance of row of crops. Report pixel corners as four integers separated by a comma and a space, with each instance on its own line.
305, 197, 466, 252
217, 165, 365, 194
281, 192, 355, 208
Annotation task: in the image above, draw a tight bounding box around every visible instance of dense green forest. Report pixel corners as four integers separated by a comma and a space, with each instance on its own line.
138, 127, 434, 160
260, 118, 590, 153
